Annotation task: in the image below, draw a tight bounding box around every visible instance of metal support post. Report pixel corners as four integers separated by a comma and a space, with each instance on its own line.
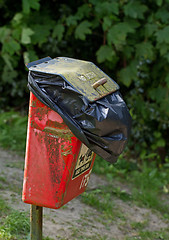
30, 205, 43, 240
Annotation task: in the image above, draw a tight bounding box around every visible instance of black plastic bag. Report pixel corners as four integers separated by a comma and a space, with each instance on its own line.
27, 57, 132, 163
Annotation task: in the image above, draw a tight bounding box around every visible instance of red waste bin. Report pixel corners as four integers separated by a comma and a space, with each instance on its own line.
22, 92, 96, 209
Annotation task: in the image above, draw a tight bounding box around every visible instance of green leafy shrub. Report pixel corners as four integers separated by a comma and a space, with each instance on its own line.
0, 111, 27, 152
0, 0, 168, 162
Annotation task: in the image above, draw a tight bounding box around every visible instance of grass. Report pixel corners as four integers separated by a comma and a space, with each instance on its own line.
0, 110, 169, 239
1, 211, 29, 235
0, 196, 54, 240
82, 189, 114, 218
0, 176, 7, 184
93, 155, 169, 218
5, 162, 24, 170
130, 220, 149, 231
43, 237, 54, 240
70, 226, 109, 240
126, 230, 169, 240
0, 198, 11, 217
81, 187, 127, 222
0, 195, 29, 240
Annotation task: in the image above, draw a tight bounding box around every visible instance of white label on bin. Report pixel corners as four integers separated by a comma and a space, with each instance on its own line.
79, 169, 92, 189
72, 144, 94, 179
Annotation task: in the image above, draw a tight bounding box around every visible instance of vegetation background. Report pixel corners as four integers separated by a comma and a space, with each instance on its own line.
0, 0, 169, 163
0, 1, 169, 239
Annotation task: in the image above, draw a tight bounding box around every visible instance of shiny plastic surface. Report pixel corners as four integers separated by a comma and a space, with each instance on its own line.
27, 57, 132, 163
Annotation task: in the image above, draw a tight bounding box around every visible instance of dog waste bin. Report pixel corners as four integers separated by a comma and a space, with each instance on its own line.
22, 92, 96, 209
22, 57, 132, 209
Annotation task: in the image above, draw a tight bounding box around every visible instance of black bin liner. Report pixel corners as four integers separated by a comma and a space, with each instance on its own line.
27, 57, 132, 163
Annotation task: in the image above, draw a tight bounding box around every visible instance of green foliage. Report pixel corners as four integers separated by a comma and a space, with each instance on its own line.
124, 1, 148, 19
0, 111, 27, 153
96, 45, 115, 63
75, 21, 92, 40
0, 0, 169, 162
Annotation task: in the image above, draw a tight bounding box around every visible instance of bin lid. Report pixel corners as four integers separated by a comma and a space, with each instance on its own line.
29, 57, 119, 102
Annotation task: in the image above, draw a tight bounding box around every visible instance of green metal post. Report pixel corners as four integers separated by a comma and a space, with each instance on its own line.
30, 205, 43, 240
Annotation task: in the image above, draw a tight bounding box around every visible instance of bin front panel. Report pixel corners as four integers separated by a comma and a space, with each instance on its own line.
22, 93, 95, 209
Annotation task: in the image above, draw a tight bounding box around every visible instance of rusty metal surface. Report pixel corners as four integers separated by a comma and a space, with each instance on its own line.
30, 205, 43, 240
29, 57, 119, 102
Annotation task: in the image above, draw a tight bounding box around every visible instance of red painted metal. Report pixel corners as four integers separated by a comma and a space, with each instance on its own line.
22, 93, 96, 209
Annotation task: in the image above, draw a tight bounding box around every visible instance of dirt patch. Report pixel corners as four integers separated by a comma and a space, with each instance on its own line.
0, 148, 168, 240
115, 199, 168, 236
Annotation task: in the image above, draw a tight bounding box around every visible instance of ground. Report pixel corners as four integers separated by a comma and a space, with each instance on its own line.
0, 148, 168, 240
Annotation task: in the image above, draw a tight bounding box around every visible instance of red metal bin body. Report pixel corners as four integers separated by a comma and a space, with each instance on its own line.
22, 92, 96, 209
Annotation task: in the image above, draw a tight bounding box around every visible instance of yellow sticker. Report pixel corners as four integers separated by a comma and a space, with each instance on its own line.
72, 144, 94, 179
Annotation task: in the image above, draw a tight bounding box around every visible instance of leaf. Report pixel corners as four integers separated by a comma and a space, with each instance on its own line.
28, 50, 38, 61
66, 16, 78, 26
156, 26, 169, 44
136, 42, 154, 60
156, 139, 166, 147
118, 61, 138, 87
119, 68, 132, 87
156, 42, 169, 56
95, 2, 119, 17
31, 24, 51, 45
164, 52, 169, 63
76, 4, 91, 20
22, 0, 30, 14
155, 7, 169, 23
52, 24, 65, 41
2, 39, 21, 55
22, 0, 40, 14
2, 54, 13, 70
29, 0, 40, 11
156, 0, 163, 6
102, 17, 112, 31
124, 1, 148, 19
0, 27, 11, 43
12, 13, 23, 24
2, 65, 18, 83
149, 87, 167, 103
163, 185, 169, 194
165, 74, 169, 88
161, 96, 169, 116
23, 52, 29, 65
123, 46, 134, 59
75, 21, 92, 40
12, 28, 22, 41
23, 50, 38, 64
125, 19, 140, 29
10, 39, 21, 52
107, 22, 135, 47
21, 28, 34, 44
96, 45, 115, 63
154, 131, 161, 138
145, 23, 158, 37
149, 168, 157, 178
